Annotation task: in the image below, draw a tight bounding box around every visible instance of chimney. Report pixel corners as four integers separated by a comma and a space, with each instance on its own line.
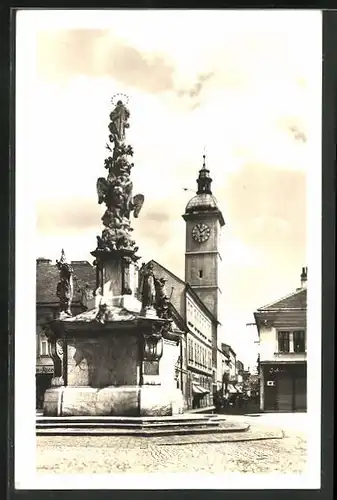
36, 257, 52, 265
300, 266, 307, 288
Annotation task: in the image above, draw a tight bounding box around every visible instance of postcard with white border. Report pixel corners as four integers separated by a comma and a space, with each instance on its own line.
14, 8, 322, 491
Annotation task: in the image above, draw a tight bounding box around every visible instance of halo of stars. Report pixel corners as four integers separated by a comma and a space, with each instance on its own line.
111, 93, 130, 106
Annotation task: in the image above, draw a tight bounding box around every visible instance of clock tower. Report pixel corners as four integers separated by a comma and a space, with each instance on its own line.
182, 155, 225, 320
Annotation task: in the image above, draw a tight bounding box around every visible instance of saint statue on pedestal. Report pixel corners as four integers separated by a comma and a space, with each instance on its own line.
56, 249, 74, 317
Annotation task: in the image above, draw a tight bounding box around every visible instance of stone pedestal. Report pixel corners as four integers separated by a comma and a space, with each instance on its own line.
43, 295, 184, 417
44, 385, 184, 417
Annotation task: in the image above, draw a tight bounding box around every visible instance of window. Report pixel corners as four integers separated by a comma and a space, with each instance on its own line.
199, 270, 203, 278
278, 331, 290, 353
40, 339, 49, 356
293, 331, 306, 353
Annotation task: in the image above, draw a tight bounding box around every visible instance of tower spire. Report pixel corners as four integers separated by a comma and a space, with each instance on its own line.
196, 152, 212, 195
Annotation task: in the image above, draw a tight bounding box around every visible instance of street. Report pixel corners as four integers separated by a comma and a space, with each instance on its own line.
36, 413, 307, 475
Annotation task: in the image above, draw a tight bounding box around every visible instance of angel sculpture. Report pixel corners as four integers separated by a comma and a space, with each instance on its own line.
95, 301, 109, 324
154, 277, 171, 319
97, 177, 109, 205
129, 193, 144, 219
96, 177, 144, 220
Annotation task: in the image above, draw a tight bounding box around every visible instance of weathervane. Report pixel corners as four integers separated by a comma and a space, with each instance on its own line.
203, 145, 207, 167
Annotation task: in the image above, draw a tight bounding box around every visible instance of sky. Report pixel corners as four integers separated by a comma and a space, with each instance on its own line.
16, 9, 322, 368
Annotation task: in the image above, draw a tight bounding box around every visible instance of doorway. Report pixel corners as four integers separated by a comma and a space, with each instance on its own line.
36, 374, 53, 409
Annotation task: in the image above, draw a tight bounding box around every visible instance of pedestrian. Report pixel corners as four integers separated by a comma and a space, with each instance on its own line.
213, 390, 221, 413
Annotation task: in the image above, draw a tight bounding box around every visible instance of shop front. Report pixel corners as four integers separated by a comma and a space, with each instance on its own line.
262, 362, 307, 412
190, 373, 212, 409
36, 364, 53, 409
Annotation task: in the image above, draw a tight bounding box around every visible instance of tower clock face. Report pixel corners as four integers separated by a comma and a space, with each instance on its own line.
192, 223, 210, 243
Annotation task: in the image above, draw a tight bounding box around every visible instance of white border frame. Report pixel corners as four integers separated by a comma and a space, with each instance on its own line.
14, 9, 322, 490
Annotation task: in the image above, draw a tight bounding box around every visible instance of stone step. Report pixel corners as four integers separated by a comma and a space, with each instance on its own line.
36, 422, 249, 437
36, 419, 220, 429
36, 415, 220, 426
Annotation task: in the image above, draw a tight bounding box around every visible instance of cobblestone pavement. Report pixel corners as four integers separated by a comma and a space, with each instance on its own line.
36, 421, 307, 475
222, 413, 308, 438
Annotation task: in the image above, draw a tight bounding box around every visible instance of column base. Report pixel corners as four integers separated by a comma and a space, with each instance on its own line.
43, 385, 184, 417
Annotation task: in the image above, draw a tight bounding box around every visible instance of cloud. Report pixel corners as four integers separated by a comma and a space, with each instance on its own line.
288, 125, 307, 143
176, 72, 215, 109
37, 198, 101, 234
276, 116, 308, 143
220, 162, 306, 256
222, 239, 263, 268
37, 30, 175, 93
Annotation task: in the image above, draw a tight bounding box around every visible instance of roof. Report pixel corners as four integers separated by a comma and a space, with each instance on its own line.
221, 343, 236, 357
217, 347, 230, 359
145, 259, 218, 325
257, 288, 307, 311
36, 259, 96, 305
183, 193, 225, 226
149, 259, 185, 286
185, 193, 219, 212
254, 287, 307, 330
169, 303, 188, 333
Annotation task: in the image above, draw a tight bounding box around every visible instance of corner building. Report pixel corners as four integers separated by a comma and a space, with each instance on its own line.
254, 268, 307, 412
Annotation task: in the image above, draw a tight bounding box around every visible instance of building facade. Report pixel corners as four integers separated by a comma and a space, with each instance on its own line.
185, 288, 214, 409
236, 360, 244, 384
36, 257, 96, 408
254, 267, 307, 412
139, 260, 217, 410
221, 343, 238, 394
216, 346, 230, 393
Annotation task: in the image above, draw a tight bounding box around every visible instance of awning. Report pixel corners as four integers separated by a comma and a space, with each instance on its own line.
227, 384, 237, 394
192, 383, 210, 395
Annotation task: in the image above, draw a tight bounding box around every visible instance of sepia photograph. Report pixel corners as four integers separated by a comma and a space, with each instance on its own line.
14, 8, 322, 490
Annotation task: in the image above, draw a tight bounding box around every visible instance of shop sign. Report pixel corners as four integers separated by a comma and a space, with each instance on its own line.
36, 365, 54, 374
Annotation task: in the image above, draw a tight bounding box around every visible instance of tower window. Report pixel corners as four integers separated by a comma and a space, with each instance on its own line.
199, 270, 203, 278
